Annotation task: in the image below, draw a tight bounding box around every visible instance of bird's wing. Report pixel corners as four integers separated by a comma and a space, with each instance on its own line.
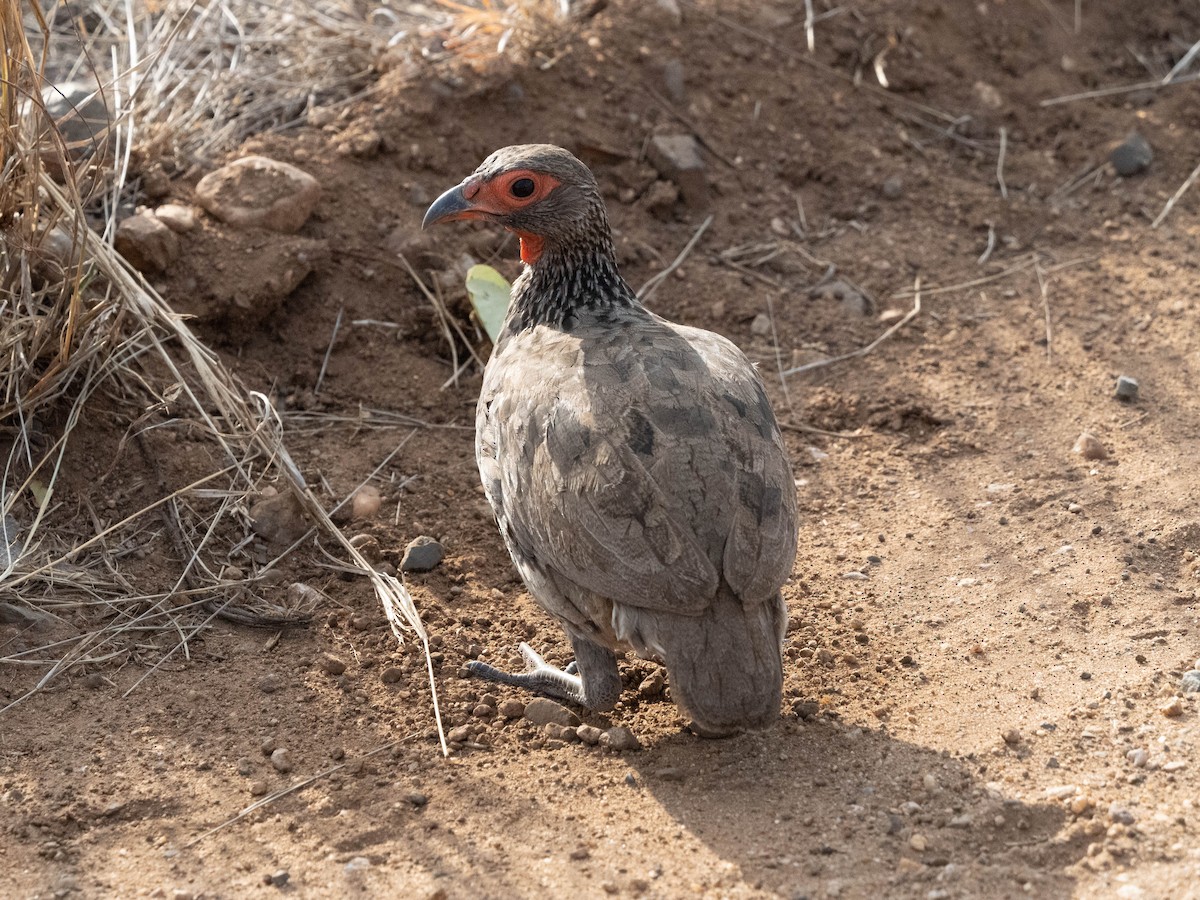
478, 318, 797, 615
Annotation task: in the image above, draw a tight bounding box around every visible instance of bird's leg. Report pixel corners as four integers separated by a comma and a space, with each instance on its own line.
465, 634, 620, 710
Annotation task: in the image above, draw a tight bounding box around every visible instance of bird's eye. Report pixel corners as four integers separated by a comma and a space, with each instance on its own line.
510, 177, 536, 199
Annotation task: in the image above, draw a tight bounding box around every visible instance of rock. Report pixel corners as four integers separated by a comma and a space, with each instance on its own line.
404, 791, 428, 807
659, 58, 686, 105
1115, 375, 1139, 401
43, 79, 110, 154
1108, 804, 1136, 825
881, 176, 904, 200
1182, 671, 1200, 693
250, 491, 310, 546
750, 313, 772, 336
344, 856, 371, 872
972, 81, 1003, 109
600, 726, 641, 752
1160, 696, 1185, 718
380, 667, 403, 684
115, 214, 180, 274
195, 156, 321, 233
523, 697, 580, 727
333, 128, 384, 159
270, 748, 294, 773
268, 870, 289, 888
1072, 432, 1108, 461
576, 724, 603, 745
352, 485, 382, 520
401, 536, 444, 572
319, 654, 347, 676
447, 725, 473, 743
472, 703, 495, 718
249, 779, 268, 796
638, 671, 665, 698
1110, 132, 1153, 177
497, 698, 525, 719
258, 674, 281, 694
1126, 748, 1148, 768
646, 134, 707, 209
236, 757, 255, 776
1002, 728, 1022, 745
810, 279, 870, 316
909, 833, 928, 852
154, 203, 197, 233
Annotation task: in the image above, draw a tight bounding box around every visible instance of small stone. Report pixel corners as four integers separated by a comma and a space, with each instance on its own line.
909, 833, 928, 852
973, 81, 1003, 109
1160, 696, 1185, 717
1002, 728, 1022, 745
1108, 804, 1136, 825
497, 698, 525, 719
352, 485, 381, 520
1072, 432, 1108, 460
195, 156, 321, 233
258, 674, 281, 694
1115, 376, 1139, 401
1045, 785, 1078, 800
749, 312, 772, 336
154, 203, 197, 233
659, 58, 686, 104
569, 847, 591, 861
599, 726, 641, 752
646, 134, 707, 209
576, 724, 603, 745
269, 748, 294, 773
1162, 760, 1187, 772
115, 214, 180, 274
344, 856, 371, 872
447, 725, 472, 744
1069, 795, 1095, 815
1181, 671, 1200, 693
638, 671, 665, 698
472, 703, 495, 718
250, 491, 309, 546
1109, 132, 1153, 177
523, 697, 580, 727
401, 535, 444, 572
405, 791, 428, 807
236, 757, 255, 776
268, 870, 289, 888
810, 279, 870, 317
248, 779, 268, 796
1126, 748, 1148, 768
881, 176, 904, 199
1068, 503, 1083, 514
83, 672, 107, 689
380, 667, 403, 684
319, 654, 347, 676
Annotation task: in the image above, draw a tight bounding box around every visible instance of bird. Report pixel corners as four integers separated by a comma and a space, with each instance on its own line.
423, 144, 798, 736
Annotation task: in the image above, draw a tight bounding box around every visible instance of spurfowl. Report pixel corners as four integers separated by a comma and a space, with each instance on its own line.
424, 145, 798, 736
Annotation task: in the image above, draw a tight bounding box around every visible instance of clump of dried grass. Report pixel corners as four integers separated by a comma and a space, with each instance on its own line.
0, 2, 526, 752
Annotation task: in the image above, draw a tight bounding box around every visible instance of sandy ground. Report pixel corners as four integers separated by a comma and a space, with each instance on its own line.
4, 0, 1200, 897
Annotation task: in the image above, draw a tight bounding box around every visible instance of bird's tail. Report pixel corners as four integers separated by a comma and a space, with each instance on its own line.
660, 588, 786, 737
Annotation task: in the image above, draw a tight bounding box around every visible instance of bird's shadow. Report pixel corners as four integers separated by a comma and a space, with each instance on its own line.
626, 716, 1086, 898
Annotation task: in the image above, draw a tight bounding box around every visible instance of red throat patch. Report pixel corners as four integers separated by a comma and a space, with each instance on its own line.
518, 233, 545, 265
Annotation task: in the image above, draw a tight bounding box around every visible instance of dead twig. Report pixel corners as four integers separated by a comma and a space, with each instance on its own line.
641, 86, 737, 168
637, 214, 714, 302
1034, 263, 1053, 363
314, 305, 344, 395
1151, 158, 1200, 229
996, 127, 1009, 200
782, 278, 922, 378
1040, 72, 1200, 107
978, 223, 997, 265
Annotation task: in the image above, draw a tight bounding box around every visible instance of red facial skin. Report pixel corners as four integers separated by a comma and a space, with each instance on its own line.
449, 169, 561, 264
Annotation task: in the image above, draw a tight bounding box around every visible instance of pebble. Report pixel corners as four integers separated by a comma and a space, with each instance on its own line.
344, 856, 371, 873
352, 485, 382, 520
115, 214, 181, 274
810, 280, 870, 317
497, 698, 525, 719
1072, 432, 1108, 461
380, 667, 403, 684
646, 134, 707, 209
842, 571, 869, 580
1160, 696, 1185, 718
1115, 375, 1139, 401
447, 725, 472, 744
267, 870, 289, 888
1127, 748, 1149, 768
401, 536, 444, 572
250, 491, 310, 546
599, 726, 641, 752
1108, 804, 1136, 825
319, 654, 347, 676
909, 833, 928, 852
659, 58, 686, 104
1109, 132, 1153, 177
269, 748, 294, 773
472, 703, 495, 718
638, 671, 665, 698
404, 791, 428, 807
258, 674, 281, 694
881, 176, 904, 199
195, 156, 321, 233
1162, 760, 1187, 772
248, 779, 268, 796
1002, 728, 1022, 745
749, 313, 772, 336
1182, 671, 1200, 693
236, 757, 255, 776
154, 203, 197, 233
523, 697, 580, 727
1045, 785, 1078, 800
576, 724, 603, 745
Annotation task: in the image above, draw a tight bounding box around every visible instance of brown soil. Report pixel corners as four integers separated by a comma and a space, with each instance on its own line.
5, 1, 1200, 897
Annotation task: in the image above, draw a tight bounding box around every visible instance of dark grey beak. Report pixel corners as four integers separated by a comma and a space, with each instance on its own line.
422, 183, 476, 229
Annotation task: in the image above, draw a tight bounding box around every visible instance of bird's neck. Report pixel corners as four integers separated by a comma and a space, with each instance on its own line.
507, 237, 641, 332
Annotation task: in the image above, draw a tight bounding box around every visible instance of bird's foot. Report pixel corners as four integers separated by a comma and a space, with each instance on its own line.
465, 642, 586, 706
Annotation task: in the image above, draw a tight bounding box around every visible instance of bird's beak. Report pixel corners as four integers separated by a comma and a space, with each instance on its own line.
422, 182, 481, 229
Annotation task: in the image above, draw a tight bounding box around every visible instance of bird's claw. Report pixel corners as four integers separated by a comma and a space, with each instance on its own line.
465, 641, 586, 705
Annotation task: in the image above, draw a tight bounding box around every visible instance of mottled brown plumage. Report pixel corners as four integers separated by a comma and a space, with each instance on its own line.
424, 145, 798, 735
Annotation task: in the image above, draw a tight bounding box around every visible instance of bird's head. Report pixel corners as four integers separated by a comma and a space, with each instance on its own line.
422, 144, 608, 265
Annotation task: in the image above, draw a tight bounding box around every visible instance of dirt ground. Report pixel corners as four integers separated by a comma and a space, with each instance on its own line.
5, 0, 1200, 897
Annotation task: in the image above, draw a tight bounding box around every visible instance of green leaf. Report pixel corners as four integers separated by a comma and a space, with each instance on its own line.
465, 264, 511, 343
